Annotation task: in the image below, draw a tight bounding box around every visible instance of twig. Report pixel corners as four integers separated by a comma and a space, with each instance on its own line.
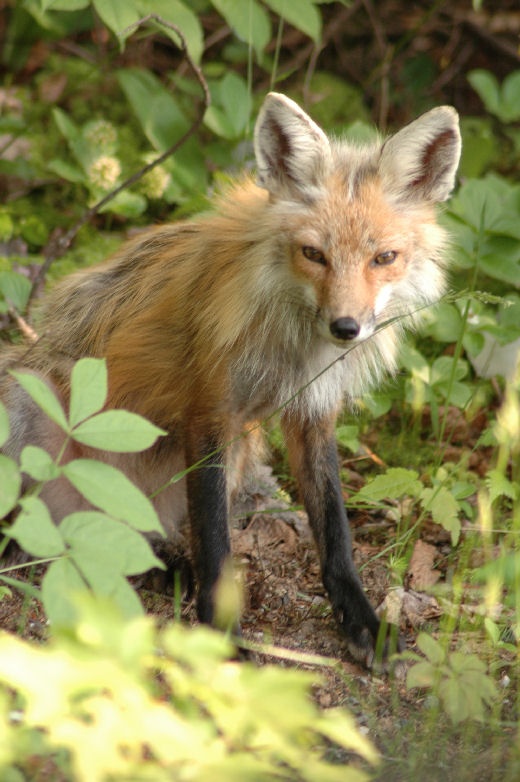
29, 15, 211, 304
7, 302, 39, 343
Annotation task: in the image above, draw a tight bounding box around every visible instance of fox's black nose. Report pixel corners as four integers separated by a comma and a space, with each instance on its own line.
330, 317, 360, 341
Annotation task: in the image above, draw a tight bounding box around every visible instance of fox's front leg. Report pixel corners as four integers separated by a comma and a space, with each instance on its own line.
185, 427, 231, 625
281, 411, 400, 666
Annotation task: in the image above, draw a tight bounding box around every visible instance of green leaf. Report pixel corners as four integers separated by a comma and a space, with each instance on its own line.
52, 106, 79, 143
416, 632, 446, 665
406, 660, 436, 689
20, 445, 60, 482
421, 487, 461, 546
205, 73, 252, 139
468, 70, 501, 116
0, 271, 32, 312
109, 577, 144, 618
136, 0, 204, 63
485, 468, 519, 503
62, 459, 163, 533
117, 68, 189, 152
69, 358, 108, 428
8, 497, 65, 558
61, 511, 163, 584
264, 0, 322, 42
431, 356, 468, 385
422, 302, 463, 343
220, 72, 252, 136
335, 424, 359, 453
41, 558, 88, 626
357, 467, 422, 503
98, 189, 147, 218
10, 370, 69, 432
0, 401, 9, 448
92, 0, 140, 41
439, 677, 468, 724
210, 0, 271, 59
72, 410, 165, 452
501, 71, 520, 122
0, 454, 21, 517
47, 158, 86, 183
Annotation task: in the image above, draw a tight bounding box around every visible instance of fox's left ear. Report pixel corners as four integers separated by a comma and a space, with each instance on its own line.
379, 106, 461, 203
254, 92, 331, 197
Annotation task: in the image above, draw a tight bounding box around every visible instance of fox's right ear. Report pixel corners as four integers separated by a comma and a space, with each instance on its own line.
254, 92, 331, 197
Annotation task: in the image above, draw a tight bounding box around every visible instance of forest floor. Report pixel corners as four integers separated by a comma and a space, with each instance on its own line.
2, 405, 516, 782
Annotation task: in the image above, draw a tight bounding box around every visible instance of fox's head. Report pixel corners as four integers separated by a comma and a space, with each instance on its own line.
254, 93, 461, 348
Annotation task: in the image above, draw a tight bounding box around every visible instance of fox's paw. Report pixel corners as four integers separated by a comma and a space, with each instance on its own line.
333, 598, 406, 673
344, 620, 406, 673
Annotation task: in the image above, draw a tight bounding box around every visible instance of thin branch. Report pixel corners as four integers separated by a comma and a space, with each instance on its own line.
29, 15, 210, 304
7, 302, 39, 343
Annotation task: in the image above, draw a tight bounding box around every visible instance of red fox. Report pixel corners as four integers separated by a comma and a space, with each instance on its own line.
0, 93, 460, 665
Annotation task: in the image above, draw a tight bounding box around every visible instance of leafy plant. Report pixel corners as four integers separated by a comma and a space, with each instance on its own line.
468, 69, 520, 124
1, 357, 166, 624
0, 595, 377, 781
353, 466, 466, 546
406, 632, 497, 724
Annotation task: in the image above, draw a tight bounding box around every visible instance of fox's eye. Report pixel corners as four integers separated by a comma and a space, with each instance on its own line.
373, 250, 397, 266
302, 246, 327, 265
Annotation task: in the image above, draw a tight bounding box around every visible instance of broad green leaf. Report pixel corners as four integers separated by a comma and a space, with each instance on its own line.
468, 69, 501, 116
203, 106, 236, 140
210, 0, 271, 59
62, 458, 163, 533
416, 632, 446, 665
479, 243, 520, 286
47, 158, 86, 183
8, 496, 65, 558
92, 0, 140, 41
431, 356, 468, 385
61, 511, 163, 585
220, 72, 252, 136
72, 409, 165, 452
501, 71, 520, 122
109, 577, 144, 618
41, 558, 88, 627
136, 0, 204, 63
421, 487, 461, 546
422, 302, 463, 343
449, 651, 486, 675
335, 424, 359, 454
98, 189, 147, 218
20, 445, 60, 482
11, 370, 68, 432
357, 467, 422, 503
0, 401, 9, 447
439, 678, 469, 724
117, 68, 189, 152
69, 358, 108, 428
435, 380, 473, 409
0, 454, 21, 517
205, 72, 252, 138
264, 0, 321, 42
52, 106, 79, 142
0, 270, 32, 312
